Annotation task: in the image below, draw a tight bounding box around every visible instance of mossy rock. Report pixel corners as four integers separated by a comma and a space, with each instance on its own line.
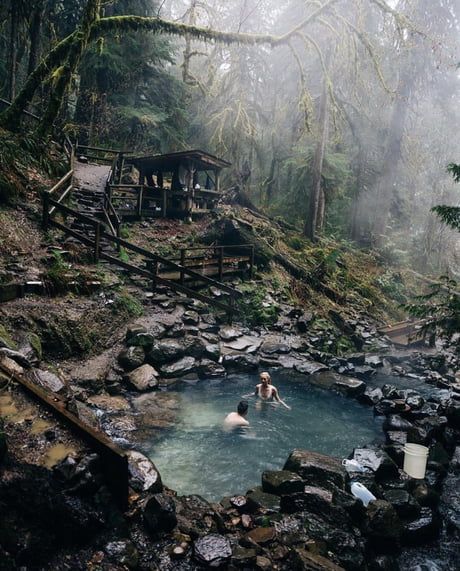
28, 332, 43, 361
0, 324, 16, 350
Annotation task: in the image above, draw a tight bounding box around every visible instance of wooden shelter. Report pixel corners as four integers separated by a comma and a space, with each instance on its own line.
111, 150, 231, 220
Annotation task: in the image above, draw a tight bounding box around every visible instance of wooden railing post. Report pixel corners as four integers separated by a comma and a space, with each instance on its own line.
42, 191, 50, 230
138, 186, 143, 218
249, 246, 255, 279
218, 247, 224, 281
162, 188, 167, 217
118, 152, 124, 184
94, 222, 101, 262
180, 249, 186, 285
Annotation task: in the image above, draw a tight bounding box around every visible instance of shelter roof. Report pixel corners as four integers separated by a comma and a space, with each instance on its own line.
129, 150, 231, 171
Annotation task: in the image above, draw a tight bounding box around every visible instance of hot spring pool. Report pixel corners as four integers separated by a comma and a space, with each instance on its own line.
146, 370, 382, 501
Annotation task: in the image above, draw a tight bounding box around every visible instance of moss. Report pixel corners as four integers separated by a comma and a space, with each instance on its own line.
28, 332, 43, 361
112, 293, 144, 318
336, 335, 355, 356
0, 324, 17, 350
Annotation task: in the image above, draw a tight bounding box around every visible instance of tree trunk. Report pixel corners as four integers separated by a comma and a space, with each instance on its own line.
8, 5, 19, 100
304, 76, 329, 241
27, 0, 45, 77
37, 0, 102, 136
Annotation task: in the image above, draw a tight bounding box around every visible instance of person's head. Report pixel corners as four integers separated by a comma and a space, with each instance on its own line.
237, 400, 249, 416
260, 372, 271, 386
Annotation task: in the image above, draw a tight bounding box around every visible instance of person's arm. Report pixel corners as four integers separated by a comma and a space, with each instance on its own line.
242, 385, 259, 398
273, 387, 291, 410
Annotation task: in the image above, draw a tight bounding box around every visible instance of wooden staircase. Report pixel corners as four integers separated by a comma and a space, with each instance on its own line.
42, 148, 254, 319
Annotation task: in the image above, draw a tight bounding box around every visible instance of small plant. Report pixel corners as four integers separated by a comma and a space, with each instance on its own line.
237, 285, 280, 327
120, 226, 131, 239
286, 235, 306, 251
44, 251, 72, 292
112, 292, 144, 317
119, 247, 130, 263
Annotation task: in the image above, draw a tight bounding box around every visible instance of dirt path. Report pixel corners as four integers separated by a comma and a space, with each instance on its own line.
73, 161, 110, 192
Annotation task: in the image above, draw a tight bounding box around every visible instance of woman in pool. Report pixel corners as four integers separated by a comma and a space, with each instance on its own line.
244, 372, 291, 410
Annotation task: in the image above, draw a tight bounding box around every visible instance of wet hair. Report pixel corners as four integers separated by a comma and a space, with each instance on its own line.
237, 400, 249, 415
260, 371, 271, 383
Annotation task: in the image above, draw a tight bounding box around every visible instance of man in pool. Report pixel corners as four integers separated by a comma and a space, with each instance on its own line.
223, 400, 250, 429
244, 372, 291, 409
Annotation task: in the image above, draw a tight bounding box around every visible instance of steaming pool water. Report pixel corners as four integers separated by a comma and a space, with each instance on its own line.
146, 370, 382, 501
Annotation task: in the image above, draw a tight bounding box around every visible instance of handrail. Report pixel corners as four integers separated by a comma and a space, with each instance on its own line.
76, 144, 131, 154
0, 97, 40, 120
48, 170, 73, 195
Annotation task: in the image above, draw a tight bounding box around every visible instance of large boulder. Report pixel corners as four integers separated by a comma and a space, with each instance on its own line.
284, 449, 346, 491
261, 470, 304, 496
246, 487, 281, 513
363, 500, 402, 552
117, 346, 145, 372
197, 359, 226, 379
126, 450, 162, 493
33, 369, 67, 395
146, 338, 185, 366
143, 493, 177, 533
294, 361, 329, 375
401, 507, 441, 545
160, 357, 197, 378
351, 448, 399, 481
193, 534, 232, 568
124, 364, 159, 392
222, 354, 259, 372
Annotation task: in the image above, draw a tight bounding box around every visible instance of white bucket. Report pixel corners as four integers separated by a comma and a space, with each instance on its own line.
403, 443, 429, 479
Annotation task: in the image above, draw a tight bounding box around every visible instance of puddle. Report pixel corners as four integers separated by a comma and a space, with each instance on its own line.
42, 443, 75, 468
30, 418, 53, 435
0, 395, 17, 417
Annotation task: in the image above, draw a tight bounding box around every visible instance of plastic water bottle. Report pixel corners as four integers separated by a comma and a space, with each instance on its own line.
342, 459, 367, 473
350, 482, 376, 507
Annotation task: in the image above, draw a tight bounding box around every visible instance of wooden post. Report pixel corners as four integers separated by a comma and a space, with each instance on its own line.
249, 246, 255, 279
216, 169, 220, 192
118, 152, 124, 184
218, 247, 224, 281
180, 249, 186, 285
138, 186, 143, 218
42, 191, 50, 229
94, 222, 101, 262
162, 188, 167, 217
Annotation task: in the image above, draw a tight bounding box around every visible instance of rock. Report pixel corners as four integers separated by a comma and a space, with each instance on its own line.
124, 364, 159, 391
360, 387, 383, 405
383, 415, 413, 432
284, 449, 346, 491
126, 332, 156, 348
365, 355, 384, 368
280, 486, 339, 521
401, 507, 441, 545
219, 326, 242, 341
354, 366, 376, 380
229, 495, 251, 513
260, 336, 291, 354
87, 395, 130, 413
443, 472, 460, 534
33, 369, 67, 394
446, 401, 460, 429
232, 546, 257, 566
205, 344, 221, 362
332, 376, 366, 397
351, 448, 399, 481
126, 450, 162, 493
183, 310, 200, 325
147, 339, 185, 365
256, 555, 272, 570
104, 540, 139, 569
143, 493, 177, 533
261, 470, 304, 496
193, 534, 232, 567
117, 346, 145, 372
222, 353, 259, 372
224, 336, 260, 351
160, 357, 197, 378
245, 527, 276, 545
0, 348, 32, 369
197, 359, 226, 378
246, 488, 281, 513
294, 361, 329, 375
347, 353, 366, 365
176, 495, 224, 537
288, 548, 346, 571
363, 500, 402, 552
383, 489, 421, 520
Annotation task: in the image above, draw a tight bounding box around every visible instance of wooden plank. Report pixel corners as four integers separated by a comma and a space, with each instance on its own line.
48, 170, 73, 195
48, 198, 99, 227
49, 220, 95, 247
0, 363, 129, 510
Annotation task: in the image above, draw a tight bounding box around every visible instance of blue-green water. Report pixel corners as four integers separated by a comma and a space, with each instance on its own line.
146, 371, 381, 501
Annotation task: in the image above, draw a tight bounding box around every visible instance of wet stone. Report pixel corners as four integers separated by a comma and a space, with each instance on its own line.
232, 546, 257, 566
143, 493, 177, 533
222, 353, 259, 372
33, 369, 66, 394
104, 540, 139, 569
117, 346, 145, 372
261, 470, 304, 496
245, 527, 276, 545
360, 387, 383, 405
383, 415, 413, 432
229, 495, 250, 513
363, 500, 402, 552
246, 488, 281, 513
160, 357, 197, 378
294, 360, 329, 375
280, 486, 335, 518
193, 534, 232, 568
383, 489, 421, 520
352, 448, 399, 480
147, 339, 185, 365
402, 507, 441, 545
124, 364, 159, 392
126, 450, 162, 493
284, 449, 346, 491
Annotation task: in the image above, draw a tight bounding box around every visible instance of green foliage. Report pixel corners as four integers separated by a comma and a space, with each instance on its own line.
286, 235, 306, 251
404, 276, 460, 341
0, 324, 17, 350
43, 251, 71, 292
431, 205, 460, 231
111, 292, 144, 317
119, 247, 130, 263
375, 271, 407, 304
236, 285, 279, 327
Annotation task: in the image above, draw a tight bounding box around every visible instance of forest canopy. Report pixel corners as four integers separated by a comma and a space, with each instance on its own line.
0, 0, 459, 271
